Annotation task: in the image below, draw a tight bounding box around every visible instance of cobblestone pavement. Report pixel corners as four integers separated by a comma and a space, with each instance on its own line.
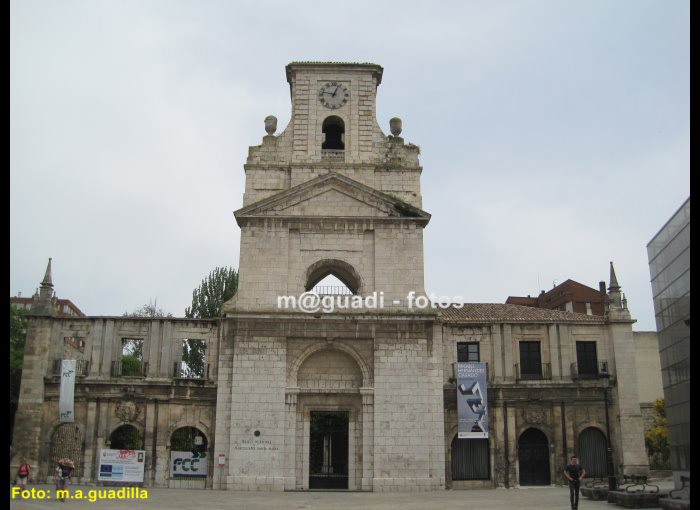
10, 482, 676, 510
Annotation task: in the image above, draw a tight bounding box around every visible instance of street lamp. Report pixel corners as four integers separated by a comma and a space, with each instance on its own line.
600, 371, 617, 491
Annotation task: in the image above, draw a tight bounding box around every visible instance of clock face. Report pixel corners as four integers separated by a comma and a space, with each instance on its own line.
319, 81, 349, 109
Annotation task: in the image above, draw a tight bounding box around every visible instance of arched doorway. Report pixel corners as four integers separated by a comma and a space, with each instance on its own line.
291, 345, 368, 490
50, 424, 83, 477
518, 428, 550, 485
169, 427, 209, 488
109, 425, 141, 450
578, 427, 607, 478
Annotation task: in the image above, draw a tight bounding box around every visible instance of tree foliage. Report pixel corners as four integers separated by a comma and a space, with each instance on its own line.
171, 427, 207, 453
123, 299, 173, 318
185, 267, 238, 319
110, 425, 142, 450
644, 398, 670, 470
10, 304, 28, 439
181, 339, 206, 378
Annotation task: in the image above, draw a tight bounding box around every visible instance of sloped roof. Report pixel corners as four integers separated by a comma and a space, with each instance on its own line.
439, 303, 604, 324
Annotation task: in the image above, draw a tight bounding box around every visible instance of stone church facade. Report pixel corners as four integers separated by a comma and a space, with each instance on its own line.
11, 62, 649, 491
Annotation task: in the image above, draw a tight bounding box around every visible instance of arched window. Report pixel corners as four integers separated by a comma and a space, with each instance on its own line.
322, 116, 345, 150
109, 425, 142, 450
451, 436, 490, 480
170, 427, 209, 480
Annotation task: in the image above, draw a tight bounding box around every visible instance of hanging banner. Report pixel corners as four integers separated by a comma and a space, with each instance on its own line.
170, 451, 208, 477
456, 362, 489, 439
98, 450, 146, 482
58, 360, 76, 422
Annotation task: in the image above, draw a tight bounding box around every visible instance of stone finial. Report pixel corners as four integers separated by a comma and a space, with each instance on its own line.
390, 117, 402, 137
264, 115, 277, 135
42, 257, 54, 288
608, 261, 620, 292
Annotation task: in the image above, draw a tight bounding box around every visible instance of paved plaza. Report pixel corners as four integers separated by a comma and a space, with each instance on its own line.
10, 482, 676, 510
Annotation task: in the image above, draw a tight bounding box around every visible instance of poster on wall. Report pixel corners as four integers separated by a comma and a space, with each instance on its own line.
58, 360, 76, 423
170, 451, 208, 477
456, 362, 489, 439
98, 449, 146, 482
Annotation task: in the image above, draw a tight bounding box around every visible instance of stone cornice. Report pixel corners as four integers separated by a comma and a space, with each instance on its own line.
243, 163, 423, 173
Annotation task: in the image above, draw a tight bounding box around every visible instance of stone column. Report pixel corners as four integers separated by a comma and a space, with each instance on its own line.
284, 388, 299, 490
360, 388, 374, 491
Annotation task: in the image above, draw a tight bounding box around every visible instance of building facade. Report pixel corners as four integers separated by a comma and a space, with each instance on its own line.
11, 62, 650, 491
647, 197, 690, 487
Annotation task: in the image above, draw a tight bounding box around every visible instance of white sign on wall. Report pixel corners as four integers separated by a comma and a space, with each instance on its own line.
58, 360, 76, 423
98, 449, 146, 482
171, 451, 207, 477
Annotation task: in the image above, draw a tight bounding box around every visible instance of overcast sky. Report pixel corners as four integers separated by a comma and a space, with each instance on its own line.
10, 1, 688, 330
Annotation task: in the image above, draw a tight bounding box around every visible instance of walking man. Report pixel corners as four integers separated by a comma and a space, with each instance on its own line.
564, 456, 586, 510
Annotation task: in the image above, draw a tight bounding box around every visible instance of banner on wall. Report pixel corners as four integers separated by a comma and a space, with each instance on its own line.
58, 360, 76, 422
98, 449, 146, 482
456, 362, 489, 439
170, 451, 208, 477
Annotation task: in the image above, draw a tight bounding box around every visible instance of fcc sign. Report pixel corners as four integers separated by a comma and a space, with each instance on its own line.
170, 451, 207, 477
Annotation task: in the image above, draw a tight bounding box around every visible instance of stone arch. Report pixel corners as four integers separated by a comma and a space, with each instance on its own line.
49, 423, 84, 477
167, 421, 211, 448
304, 259, 363, 295
289, 342, 371, 388
169, 426, 209, 452
108, 423, 143, 450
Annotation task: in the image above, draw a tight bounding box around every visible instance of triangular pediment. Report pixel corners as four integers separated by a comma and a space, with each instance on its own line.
235, 172, 431, 223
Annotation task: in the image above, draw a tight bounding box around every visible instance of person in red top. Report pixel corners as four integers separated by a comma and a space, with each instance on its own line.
15, 459, 31, 489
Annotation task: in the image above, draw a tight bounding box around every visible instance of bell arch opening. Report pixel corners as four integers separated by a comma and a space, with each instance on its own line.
322, 116, 345, 150
305, 259, 361, 295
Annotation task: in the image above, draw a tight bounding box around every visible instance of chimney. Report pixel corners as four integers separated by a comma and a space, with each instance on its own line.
599, 281, 606, 295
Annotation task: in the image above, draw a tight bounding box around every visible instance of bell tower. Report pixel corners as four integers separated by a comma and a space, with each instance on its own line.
226, 62, 431, 312
216, 63, 445, 492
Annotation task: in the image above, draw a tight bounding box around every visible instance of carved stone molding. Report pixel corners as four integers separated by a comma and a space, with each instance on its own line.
524, 407, 547, 425
115, 400, 140, 423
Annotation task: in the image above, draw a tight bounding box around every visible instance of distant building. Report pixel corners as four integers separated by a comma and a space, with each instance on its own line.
647, 197, 690, 488
10, 259, 85, 317
507, 279, 607, 316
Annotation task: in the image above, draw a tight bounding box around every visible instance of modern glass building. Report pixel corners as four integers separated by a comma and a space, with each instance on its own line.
647, 197, 690, 485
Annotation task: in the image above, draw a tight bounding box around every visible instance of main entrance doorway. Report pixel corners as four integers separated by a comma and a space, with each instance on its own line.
518, 428, 551, 486
309, 411, 349, 489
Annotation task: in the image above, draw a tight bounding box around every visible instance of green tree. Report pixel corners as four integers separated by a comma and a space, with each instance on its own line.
644, 398, 671, 470
185, 267, 238, 319
10, 304, 28, 439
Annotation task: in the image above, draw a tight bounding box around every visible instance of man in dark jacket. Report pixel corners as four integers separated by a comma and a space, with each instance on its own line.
564, 456, 586, 510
